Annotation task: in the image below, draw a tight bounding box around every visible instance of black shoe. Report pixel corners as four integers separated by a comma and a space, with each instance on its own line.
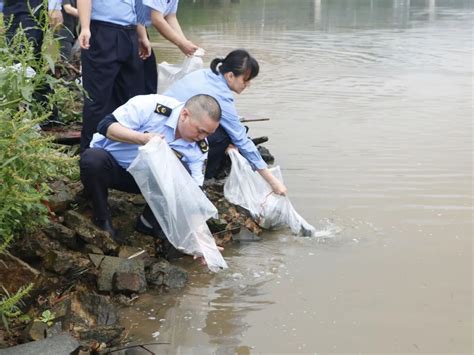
156, 238, 184, 261
135, 215, 165, 240
94, 218, 118, 241
135, 215, 153, 235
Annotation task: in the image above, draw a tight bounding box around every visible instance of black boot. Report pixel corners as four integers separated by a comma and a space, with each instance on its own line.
94, 218, 118, 241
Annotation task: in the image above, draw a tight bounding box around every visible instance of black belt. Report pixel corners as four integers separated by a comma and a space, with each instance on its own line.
91, 20, 136, 31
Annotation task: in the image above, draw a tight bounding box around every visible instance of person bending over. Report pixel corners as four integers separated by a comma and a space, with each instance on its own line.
79, 94, 221, 254
165, 49, 287, 196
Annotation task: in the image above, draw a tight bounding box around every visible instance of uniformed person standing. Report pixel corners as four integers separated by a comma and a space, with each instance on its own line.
165, 49, 288, 196
79, 94, 221, 245
2, 0, 63, 57
138, 0, 199, 94
77, 0, 152, 151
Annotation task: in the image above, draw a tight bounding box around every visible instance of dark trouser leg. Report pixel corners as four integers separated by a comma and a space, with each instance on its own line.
205, 125, 232, 179
111, 29, 145, 111
80, 22, 144, 152
3, 3, 44, 59
143, 49, 157, 94
80, 148, 141, 221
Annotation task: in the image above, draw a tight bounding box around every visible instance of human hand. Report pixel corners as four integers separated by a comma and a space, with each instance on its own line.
48, 9, 63, 29
141, 132, 164, 145
225, 144, 236, 154
138, 37, 151, 60
270, 179, 288, 196
178, 40, 199, 56
78, 28, 91, 49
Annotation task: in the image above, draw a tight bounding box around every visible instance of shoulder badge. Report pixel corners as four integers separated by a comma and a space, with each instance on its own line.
198, 140, 209, 153
155, 103, 172, 117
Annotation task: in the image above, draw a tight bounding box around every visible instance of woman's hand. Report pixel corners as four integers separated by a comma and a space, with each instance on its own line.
269, 178, 287, 196
257, 168, 288, 196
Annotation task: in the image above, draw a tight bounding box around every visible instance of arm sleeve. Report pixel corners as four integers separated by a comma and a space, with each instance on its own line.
112, 96, 156, 130
219, 98, 268, 170
48, 0, 62, 11
135, 0, 148, 25
142, 0, 171, 13
97, 114, 118, 136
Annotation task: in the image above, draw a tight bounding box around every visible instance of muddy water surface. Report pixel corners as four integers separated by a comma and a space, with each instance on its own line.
120, 0, 473, 353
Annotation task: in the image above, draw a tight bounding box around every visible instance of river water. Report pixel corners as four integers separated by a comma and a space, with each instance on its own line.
120, 0, 473, 353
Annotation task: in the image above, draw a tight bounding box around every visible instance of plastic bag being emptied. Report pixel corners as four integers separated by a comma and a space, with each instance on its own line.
127, 137, 228, 272
157, 48, 205, 94
224, 149, 315, 237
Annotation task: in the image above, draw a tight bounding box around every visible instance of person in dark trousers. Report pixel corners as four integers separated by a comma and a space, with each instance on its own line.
58, 0, 78, 61
2, 0, 63, 58
77, 0, 151, 151
2, 1, 63, 125
80, 94, 221, 257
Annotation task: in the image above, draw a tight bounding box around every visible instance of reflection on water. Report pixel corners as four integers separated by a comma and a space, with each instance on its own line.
125, 0, 472, 353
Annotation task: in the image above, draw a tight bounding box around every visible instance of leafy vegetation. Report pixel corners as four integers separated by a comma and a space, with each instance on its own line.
0, 284, 33, 333
0, 4, 79, 327
0, 7, 78, 254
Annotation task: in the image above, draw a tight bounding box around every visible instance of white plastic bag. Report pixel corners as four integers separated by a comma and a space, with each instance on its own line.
157, 48, 205, 94
224, 149, 315, 237
128, 137, 228, 272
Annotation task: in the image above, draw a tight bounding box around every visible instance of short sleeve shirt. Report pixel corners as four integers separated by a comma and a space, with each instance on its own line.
90, 94, 208, 185
143, 0, 178, 16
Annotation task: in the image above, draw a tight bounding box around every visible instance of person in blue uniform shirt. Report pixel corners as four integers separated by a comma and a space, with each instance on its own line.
138, 0, 199, 94
77, 0, 152, 151
3, 0, 63, 57
165, 49, 288, 196
80, 94, 221, 247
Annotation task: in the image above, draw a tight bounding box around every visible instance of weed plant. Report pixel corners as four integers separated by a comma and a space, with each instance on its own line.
0, 3, 79, 330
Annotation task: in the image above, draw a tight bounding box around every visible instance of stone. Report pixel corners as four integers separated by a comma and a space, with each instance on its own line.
146, 260, 188, 289
113, 272, 147, 294
77, 324, 124, 345
46, 321, 63, 338
118, 246, 156, 268
22, 321, 48, 342
64, 211, 117, 254
83, 243, 104, 255
232, 228, 261, 242
0, 334, 79, 355
47, 180, 75, 213
65, 291, 118, 329
258, 145, 275, 164
207, 217, 228, 233
43, 222, 78, 249
88, 254, 146, 292
43, 250, 75, 275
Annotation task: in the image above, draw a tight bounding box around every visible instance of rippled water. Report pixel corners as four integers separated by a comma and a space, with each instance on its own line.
120, 0, 473, 353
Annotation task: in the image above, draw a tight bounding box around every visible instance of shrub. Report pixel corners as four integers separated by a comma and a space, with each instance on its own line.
0, 8, 78, 254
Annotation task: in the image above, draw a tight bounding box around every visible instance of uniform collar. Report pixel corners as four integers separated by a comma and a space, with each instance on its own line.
164, 103, 183, 136
164, 104, 195, 148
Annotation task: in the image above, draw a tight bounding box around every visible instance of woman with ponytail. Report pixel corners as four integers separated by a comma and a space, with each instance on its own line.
164, 49, 287, 195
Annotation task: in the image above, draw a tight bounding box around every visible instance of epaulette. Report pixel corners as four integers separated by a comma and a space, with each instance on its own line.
198, 140, 209, 153
155, 103, 172, 117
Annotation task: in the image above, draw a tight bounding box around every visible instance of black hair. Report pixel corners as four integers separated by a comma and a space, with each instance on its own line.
185, 94, 222, 123
210, 49, 259, 81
